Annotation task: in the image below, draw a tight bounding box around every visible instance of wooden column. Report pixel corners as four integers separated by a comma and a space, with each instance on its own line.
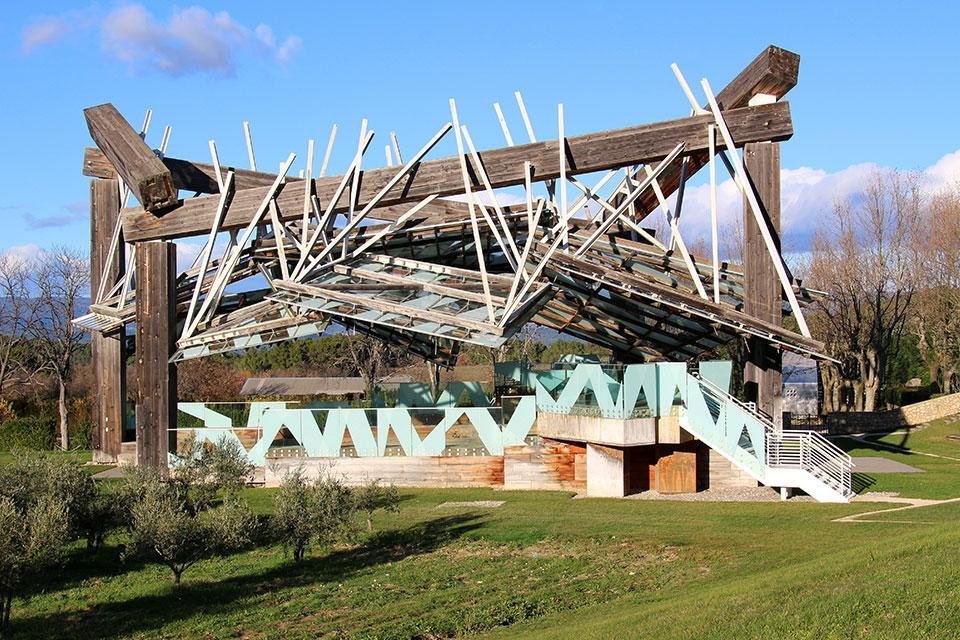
90, 179, 126, 463
135, 240, 177, 469
743, 136, 783, 428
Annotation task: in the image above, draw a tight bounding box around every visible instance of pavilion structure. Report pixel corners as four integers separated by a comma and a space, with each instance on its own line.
75, 45, 850, 500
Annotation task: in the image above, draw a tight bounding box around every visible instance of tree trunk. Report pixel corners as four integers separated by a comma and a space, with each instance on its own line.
58, 377, 69, 451
851, 379, 864, 412
173, 568, 182, 585
863, 347, 880, 412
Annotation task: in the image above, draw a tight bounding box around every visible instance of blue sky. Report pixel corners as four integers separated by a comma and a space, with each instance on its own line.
1, 1, 957, 261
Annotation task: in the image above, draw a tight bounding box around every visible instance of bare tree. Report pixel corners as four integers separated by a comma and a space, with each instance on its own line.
339, 329, 410, 403
31, 247, 89, 450
807, 171, 921, 412
913, 185, 960, 393
0, 250, 39, 395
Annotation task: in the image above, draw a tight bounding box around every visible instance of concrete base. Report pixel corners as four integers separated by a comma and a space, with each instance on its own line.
586, 443, 626, 497
535, 413, 655, 446
708, 449, 759, 490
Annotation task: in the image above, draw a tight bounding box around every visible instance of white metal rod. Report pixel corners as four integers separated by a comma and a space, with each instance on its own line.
670, 63, 708, 115
302, 139, 315, 248
493, 102, 514, 146
709, 124, 720, 303
291, 130, 375, 280
459, 124, 521, 267
514, 91, 536, 142
269, 200, 290, 280
574, 142, 685, 257
208, 140, 224, 192
450, 98, 495, 323
390, 132, 403, 164
350, 195, 439, 257
320, 124, 337, 178
182, 170, 235, 340
503, 195, 545, 319
305, 122, 453, 270
242, 121, 257, 171
558, 103, 569, 249
193, 153, 296, 330
701, 77, 810, 337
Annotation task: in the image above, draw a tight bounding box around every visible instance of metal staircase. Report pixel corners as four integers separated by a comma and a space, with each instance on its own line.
689, 372, 853, 503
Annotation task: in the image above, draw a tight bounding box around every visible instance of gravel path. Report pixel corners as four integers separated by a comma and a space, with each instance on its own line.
624, 487, 815, 502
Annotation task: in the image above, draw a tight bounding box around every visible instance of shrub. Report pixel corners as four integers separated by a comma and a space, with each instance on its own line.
0, 416, 56, 451
272, 471, 356, 562
124, 471, 255, 585
354, 480, 400, 533
169, 435, 255, 512
0, 494, 70, 630
0, 452, 112, 548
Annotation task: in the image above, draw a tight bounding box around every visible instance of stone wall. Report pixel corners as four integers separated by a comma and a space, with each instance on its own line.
812, 392, 960, 435
264, 438, 587, 492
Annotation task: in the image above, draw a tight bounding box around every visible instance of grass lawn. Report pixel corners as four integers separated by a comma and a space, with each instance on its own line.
2, 485, 957, 639
0, 448, 114, 475
833, 416, 960, 498
3, 418, 960, 639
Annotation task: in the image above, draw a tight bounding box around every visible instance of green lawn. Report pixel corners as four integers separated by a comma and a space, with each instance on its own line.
3, 419, 960, 639
833, 417, 960, 498
3, 486, 957, 639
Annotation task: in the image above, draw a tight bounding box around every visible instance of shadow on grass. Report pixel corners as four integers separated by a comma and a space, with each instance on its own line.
11, 512, 486, 639
852, 472, 877, 494
835, 428, 916, 456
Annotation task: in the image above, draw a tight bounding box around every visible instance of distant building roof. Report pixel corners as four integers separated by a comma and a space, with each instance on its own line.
240, 375, 413, 397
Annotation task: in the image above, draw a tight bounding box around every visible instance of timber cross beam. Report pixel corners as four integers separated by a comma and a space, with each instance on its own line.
76, 44, 820, 466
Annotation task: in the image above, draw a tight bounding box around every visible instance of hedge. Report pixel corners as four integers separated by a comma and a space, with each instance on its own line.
0, 416, 57, 451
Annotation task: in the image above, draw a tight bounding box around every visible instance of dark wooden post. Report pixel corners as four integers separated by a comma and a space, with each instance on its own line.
90, 178, 126, 463
743, 134, 783, 428
135, 240, 177, 469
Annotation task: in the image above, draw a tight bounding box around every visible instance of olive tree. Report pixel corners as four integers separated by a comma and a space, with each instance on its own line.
272, 471, 356, 562
166, 435, 256, 513
353, 479, 400, 533
125, 472, 256, 586
0, 452, 110, 549
0, 495, 70, 630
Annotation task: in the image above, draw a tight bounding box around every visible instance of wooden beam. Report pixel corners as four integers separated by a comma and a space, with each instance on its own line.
84, 145, 280, 193
135, 240, 177, 470
84, 104, 179, 212
121, 101, 794, 242
743, 139, 784, 426
90, 178, 126, 463
629, 45, 800, 221
715, 45, 800, 111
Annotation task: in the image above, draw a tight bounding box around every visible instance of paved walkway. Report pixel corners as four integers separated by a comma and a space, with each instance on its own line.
91, 466, 123, 479
835, 494, 960, 523
852, 456, 924, 473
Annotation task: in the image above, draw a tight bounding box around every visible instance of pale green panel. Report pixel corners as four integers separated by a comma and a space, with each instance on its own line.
436, 382, 491, 408
699, 361, 733, 393
654, 363, 688, 416
178, 403, 233, 428
396, 384, 433, 407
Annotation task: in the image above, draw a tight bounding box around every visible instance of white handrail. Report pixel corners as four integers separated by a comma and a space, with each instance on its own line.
691, 370, 852, 499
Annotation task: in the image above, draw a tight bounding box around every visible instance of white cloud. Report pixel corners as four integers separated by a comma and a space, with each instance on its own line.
5, 244, 43, 268
21, 4, 302, 75
21, 16, 72, 52
672, 149, 960, 252
275, 35, 302, 64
